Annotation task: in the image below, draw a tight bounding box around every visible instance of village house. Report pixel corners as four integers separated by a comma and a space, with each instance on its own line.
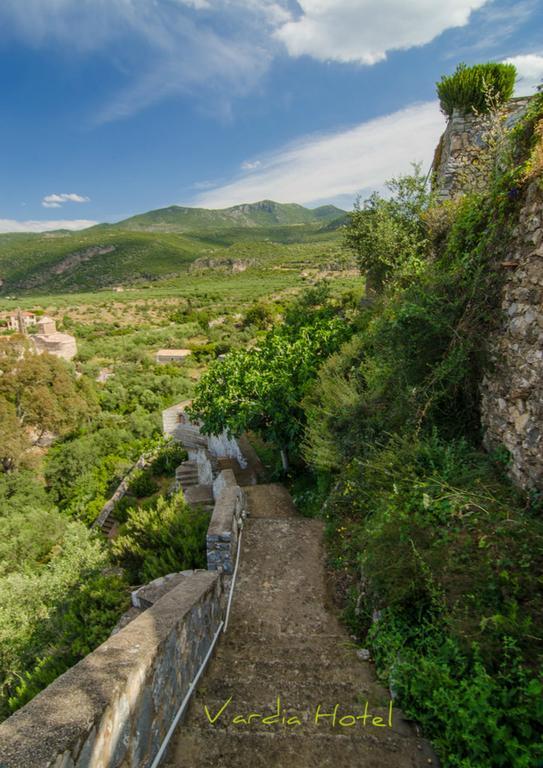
155, 348, 192, 364
5, 310, 37, 332
2, 310, 77, 361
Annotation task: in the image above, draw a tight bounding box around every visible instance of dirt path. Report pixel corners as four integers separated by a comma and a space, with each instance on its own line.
164, 483, 436, 768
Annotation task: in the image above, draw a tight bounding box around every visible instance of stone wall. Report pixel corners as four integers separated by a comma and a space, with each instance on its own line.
480, 179, 543, 490
0, 571, 223, 768
207, 470, 246, 573
432, 97, 531, 202
0, 465, 248, 767
93, 449, 159, 531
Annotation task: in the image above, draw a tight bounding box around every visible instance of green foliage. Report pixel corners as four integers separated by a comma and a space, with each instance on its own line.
243, 302, 275, 329
0, 522, 128, 717
112, 492, 208, 583
0, 351, 96, 454
304, 104, 543, 766
324, 434, 543, 766
369, 616, 543, 768
6, 572, 128, 713
127, 468, 159, 499
344, 165, 430, 291
437, 62, 517, 117
190, 341, 231, 363
189, 286, 353, 465
150, 443, 187, 475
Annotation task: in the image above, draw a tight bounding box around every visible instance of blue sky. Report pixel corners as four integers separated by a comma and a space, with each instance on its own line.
1, 0, 542, 232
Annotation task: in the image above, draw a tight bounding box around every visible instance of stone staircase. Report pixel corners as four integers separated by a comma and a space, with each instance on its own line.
173, 424, 209, 450
100, 514, 116, 537
163, 484, 437, 768
175, 460, 200, 491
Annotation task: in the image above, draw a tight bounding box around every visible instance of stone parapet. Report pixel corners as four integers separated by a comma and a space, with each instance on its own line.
207, 474, 246, 574
0, 570, 223, 768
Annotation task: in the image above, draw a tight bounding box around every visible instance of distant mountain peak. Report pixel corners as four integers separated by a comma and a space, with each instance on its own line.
112, 200, 346, 233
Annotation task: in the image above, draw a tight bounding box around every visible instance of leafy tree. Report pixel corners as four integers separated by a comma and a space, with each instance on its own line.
243, 302, 275, 329
0, 522, 121, 716
344, 166, 430, 293
189, 290, 352, 469
0, 352, 95, 444
0, 397, 31, 472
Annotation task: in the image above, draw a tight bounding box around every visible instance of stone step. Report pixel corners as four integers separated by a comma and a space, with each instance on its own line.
207, 658, 372, 687
216, 633, 355, 658
176, 471, 199, 480
163, 729, 433, 768
175, 461, 198, 475
101, 515, 115, 533
178, 479, 200, 492
191, 682, 391, 720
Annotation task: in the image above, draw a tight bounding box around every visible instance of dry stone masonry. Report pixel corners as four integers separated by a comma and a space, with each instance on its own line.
432, 97, 531, 202
433, 94, 543, 491
480, 179, 543, 489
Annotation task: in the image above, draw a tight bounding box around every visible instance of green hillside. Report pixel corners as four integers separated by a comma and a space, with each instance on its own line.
0, 201, 346, 295
110, 200, 345, 232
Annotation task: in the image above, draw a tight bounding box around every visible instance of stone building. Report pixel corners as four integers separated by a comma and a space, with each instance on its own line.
32, 317, 77, 361
156, 348, 191, 364
5, 310, 36, 332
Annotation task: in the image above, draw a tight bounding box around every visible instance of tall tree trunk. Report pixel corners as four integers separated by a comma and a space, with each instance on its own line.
280, 447, 289, 472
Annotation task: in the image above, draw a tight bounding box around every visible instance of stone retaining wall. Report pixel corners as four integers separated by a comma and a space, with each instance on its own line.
93, 450, 158, 531
432, 97, 531, 201
0, 571, 223, 768
480, 179, 543, 489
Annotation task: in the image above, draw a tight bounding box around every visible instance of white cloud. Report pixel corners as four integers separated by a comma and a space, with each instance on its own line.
241, 160, 262, 170
275, 0, 489, 64
195, 101, 445, 208
0, 0, 500, 123
0, 0, 282, 123
505, 54, 543, 96
41, 192, 90, 208
0, 219, 97, 233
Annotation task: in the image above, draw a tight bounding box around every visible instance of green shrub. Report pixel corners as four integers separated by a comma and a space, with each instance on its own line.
150, 443, 188, 475
6, 572, 129, 714
127, 468, 159, 498
437, 62, 516, 117
344, 165, 430, 292
112, 492, 208, 583
369, 615, 543, 768
243, 303, 275, 329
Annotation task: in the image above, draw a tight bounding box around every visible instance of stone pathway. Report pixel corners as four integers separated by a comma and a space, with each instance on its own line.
164, 484, 437, 768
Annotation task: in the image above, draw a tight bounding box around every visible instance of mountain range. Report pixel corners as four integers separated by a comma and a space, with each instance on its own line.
0, 201, 348, 295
